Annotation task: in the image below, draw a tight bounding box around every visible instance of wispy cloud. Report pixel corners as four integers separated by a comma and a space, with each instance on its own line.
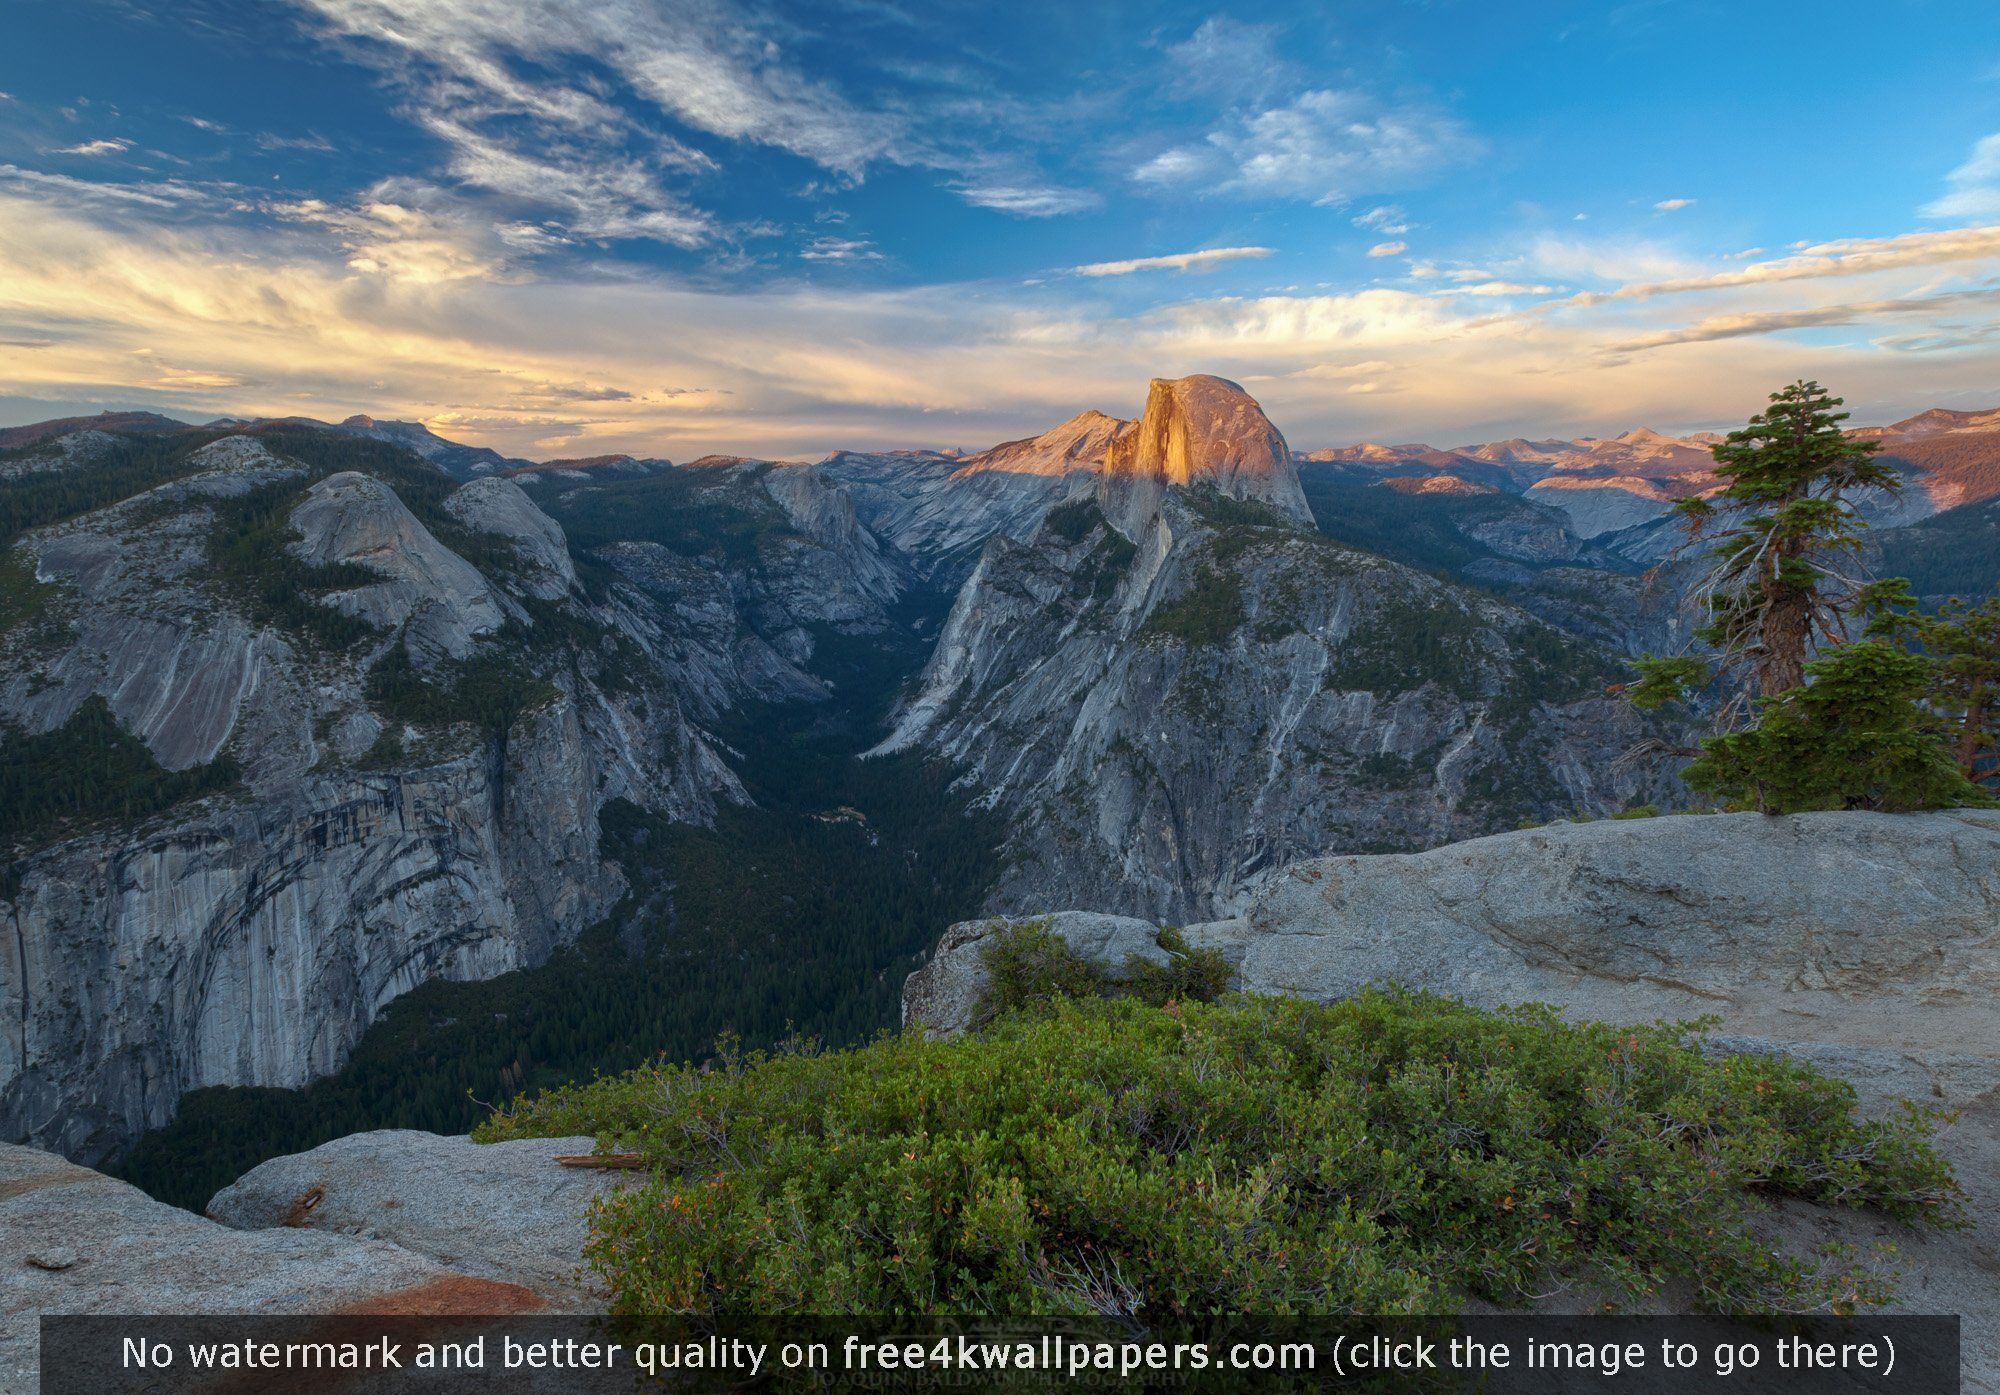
1451, 281, 1557, 297
954, 183, 1100, 217
255, 131, 338, 153
1603, 288, 2000, 353
800, 236, 881, 262
1924, 133, 2000, 220
284, 0, 1082, 235
1366, 241, 1407, 258
1653, 197, 1694, 211
1353, 205, 1412, 235
1070, 246, 1273, 277
55, 138, 133, 157
1549, 225, 2000, 305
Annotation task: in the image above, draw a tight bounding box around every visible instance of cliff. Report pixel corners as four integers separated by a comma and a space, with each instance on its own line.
0, 429, 733, 1161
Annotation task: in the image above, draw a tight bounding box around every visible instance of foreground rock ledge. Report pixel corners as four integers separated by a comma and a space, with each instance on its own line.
0, 1136, 582, 1391
903, 808, 2000, 1391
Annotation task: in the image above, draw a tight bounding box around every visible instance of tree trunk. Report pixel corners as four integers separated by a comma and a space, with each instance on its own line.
1959, 693, 1990, 781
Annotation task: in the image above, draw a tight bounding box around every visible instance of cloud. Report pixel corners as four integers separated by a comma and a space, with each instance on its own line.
1134, 88, 1477, 204
256, 131, 338, 153
1923, 133, 2000, 220
7, 165, 2000, 461
1602, 288, 2000, 353
1366, 241, 1407, 258
411, 115, 714, 246
800, 236, 881, 262
953, 183, 1100, 217
272, 193, 512, 282
1451, 281, 1557, 297
1653, 197, 1694, 211
55, 139, 133, 157
1070, 246, 1274, 277
1353, 205, 1411, 234
285, 0, 1081, 231
1164, 17, 1288, 100
1549, 225, 2000, 305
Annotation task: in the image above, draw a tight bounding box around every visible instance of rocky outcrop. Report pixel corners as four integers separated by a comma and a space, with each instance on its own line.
290, 471, 509, 659
0, 429, 739, 1163
875, 485, 1674, 921
0, 698, 621, 1164
443, 476, 577, 600
207, 1130, 627, 1303
1099, 375, 1312, 531
0, 1139, 567, 1391
907, 809, 2000, 1040
903, 808, 2000, 1387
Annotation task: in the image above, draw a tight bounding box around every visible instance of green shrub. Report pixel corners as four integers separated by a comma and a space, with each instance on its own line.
975, 919, 1108, 1021
975, 921, 1232, 1023
480, 991, 1960, 1318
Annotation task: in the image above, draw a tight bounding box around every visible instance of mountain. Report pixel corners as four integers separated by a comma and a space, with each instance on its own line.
41, 379, 1986, 1173
1099, 374, 1313, 531
0, 417, 932, 1163
872, 378, 1674, 921
0, 410, 189, 450
316, 415, 527, 479
1299, 407, 2000, 561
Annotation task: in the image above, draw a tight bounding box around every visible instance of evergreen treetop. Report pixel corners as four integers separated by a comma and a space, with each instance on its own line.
1676, 380, 1897, 703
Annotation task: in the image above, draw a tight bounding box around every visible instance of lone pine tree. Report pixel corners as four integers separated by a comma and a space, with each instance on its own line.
1630, 380, 1898, 717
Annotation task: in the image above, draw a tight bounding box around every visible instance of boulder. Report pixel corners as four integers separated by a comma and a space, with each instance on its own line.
207, 1131, 630, 1304
901, 911, 1170, 1033
0, 1143, 544, 1392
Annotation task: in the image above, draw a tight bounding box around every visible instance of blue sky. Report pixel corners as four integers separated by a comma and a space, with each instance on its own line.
2, 0, 1999, 457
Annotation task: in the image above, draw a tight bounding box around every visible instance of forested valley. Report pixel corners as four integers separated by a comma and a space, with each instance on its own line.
118, 598, 1003, 1211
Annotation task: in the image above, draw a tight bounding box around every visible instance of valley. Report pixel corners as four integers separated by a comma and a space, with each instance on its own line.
2, 378, 1995, 1207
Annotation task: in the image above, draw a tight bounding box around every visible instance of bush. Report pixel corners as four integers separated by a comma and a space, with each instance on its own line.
479, 991, 1960, 1318
975, 921, 1233, 1024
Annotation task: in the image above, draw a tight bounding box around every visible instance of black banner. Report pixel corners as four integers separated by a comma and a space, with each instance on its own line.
39, 1315, 1961, 1394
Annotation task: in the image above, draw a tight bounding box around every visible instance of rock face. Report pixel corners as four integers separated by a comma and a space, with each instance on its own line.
289, 470, 510, 659
1099, 375, 1312, 532
208, 1130, 626, 1304
1, 703, 618, 1164
875, 484, 1675, 922
902, 808, 2000, 1388
0, 428, 738, 1162
0, 1139, 562, 1391
442, 476, 577, 599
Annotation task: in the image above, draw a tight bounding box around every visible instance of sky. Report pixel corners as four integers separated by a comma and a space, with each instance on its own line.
2, 0, 1999, 460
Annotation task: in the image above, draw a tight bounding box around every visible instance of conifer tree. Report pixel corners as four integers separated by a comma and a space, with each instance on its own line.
1861, 579, 2000, 784
1630, 381, 1898, 716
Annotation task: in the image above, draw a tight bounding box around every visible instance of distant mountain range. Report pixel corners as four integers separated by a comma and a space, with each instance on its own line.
1300, 408, 2000, 550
